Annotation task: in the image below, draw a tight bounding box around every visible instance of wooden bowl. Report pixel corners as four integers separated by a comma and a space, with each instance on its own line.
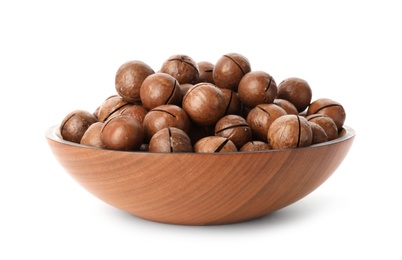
46, 125, 355, 225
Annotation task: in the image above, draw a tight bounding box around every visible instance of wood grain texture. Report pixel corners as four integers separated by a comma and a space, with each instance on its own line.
46, 125, 355, 225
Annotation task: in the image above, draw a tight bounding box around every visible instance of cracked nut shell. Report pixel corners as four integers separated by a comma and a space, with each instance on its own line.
307, 98, 346, 130
115, 60, 155, 103
143, 104, 190, 142
215, 115, 252, 149
246, 104, 287, 142
221, 89, 241, 115
182, 82, 226, 126
100, 114, 144, 151
213, 53, 251, 90
267, 114, 312, 149
273, 98, 298, 115
306, 114, 338, 141
60, 109, 97, 143
97, 95, 130, 122
149, 127, 192, 153
118, 104, 149, 124
238, 70, 278, 108
194, 136, 238, 153
140, 73, 182, 110
159, 54, 199, 84
239, 141, 271, 152
196, 61, 214, 84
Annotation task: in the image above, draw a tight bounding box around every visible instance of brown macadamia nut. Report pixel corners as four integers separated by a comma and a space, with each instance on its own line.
277, 77, 312, 113
268, 115, 313, 149
221, 89, 241, 115
215, 115, 252, 149
97, 95, 130, 122
80, 122, 106, 149
306, 114, 338, 141
238, 71, 278, 108
307, 98, 346, 130
213, 53, 251, 90
58, 52, 350, 153
140, 73, 182, 110
273, 98, 298, 115
194, 136, 238, 153
308, 121, 328, 145
115, 60, 155, 103
240, 141, 271, 152
100, 114, 144, 151
149, 127, 193, 153
60, 110, 97, 143
159, 54, 199, 84
196, 61, 215, 84
142, 104, 190, 142
182, 82, 226, 126
118, 104, 149, 124
246, 104, 287, 142
93, 94, 119, 119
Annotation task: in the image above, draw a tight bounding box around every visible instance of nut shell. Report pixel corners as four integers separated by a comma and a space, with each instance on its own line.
277, 77, 312, 113
80, 122, 106, 149
143, 104, 190, 142
215, 115, 252, 149
115, 60, 155, 103
159, 54, 199, 84
308, 121, 328, 145
149, 127, 192, 153
246, 104, 287, 142
221, 89, 241, 115
273, 98, 298, 115
100, 114, 144, 151
267, 115, 312, 149
118, 104, 149, 124
196, 61, 214, 84
97, 95, 129, 122
60, 110, 97, 143
238, 71, 278, 108
182, 83, 226, 126
140, 73, 182, 110
306, 114, 338, 141
194, 136, 238, 153
239, 141, 271, 152
213, 53, 251, 90
307, 98, 346, 130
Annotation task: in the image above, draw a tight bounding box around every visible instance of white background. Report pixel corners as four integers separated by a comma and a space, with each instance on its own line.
1, 0, 401, 259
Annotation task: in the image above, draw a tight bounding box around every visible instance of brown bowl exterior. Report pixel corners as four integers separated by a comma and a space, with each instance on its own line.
46, 125, 355, 225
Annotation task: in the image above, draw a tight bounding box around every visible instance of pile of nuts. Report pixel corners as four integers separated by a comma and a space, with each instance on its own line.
59, 53, 346, 153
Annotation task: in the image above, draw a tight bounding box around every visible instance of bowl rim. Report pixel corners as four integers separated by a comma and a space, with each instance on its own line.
46, 124, 355, 155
